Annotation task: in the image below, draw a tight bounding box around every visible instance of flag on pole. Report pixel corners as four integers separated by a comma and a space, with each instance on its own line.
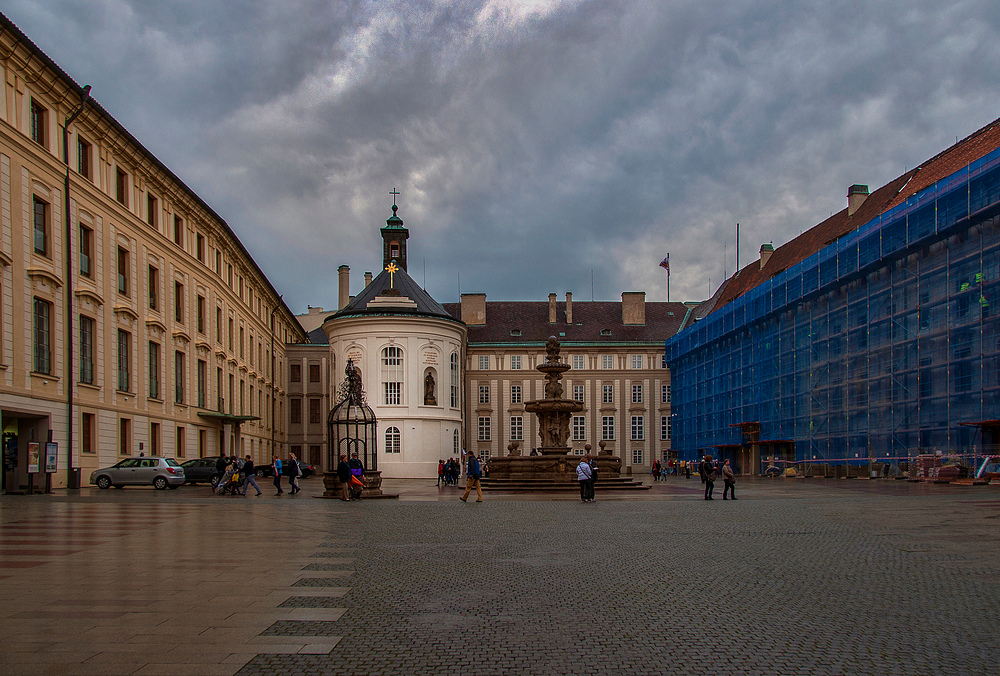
659, 255, 670, 274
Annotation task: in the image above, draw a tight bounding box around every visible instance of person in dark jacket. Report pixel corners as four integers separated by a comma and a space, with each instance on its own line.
272, 454, 283, 495
348, 452, 365, 499
460, 453, 483, 502
241, 455, 262, 496
701, 454, 717, 500
288, 451, 301, 495
337, 454, 351, 501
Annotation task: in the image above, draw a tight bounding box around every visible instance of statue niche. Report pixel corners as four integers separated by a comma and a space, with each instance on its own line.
424, 369, 437, 406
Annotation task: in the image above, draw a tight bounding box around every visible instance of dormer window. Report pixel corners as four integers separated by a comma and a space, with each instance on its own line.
510, 329, 521, 336
600, 329, 612, 336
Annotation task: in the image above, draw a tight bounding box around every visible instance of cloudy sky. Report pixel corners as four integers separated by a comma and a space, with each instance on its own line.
6, 1, 1000, 311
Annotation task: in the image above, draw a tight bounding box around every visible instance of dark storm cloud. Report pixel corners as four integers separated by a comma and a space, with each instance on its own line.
7, 1, 1000, 311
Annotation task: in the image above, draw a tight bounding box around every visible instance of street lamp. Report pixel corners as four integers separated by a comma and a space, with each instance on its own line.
62, 84, 91, 489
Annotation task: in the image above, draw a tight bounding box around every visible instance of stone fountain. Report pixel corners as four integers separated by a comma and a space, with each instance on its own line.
483, 337, 645, 491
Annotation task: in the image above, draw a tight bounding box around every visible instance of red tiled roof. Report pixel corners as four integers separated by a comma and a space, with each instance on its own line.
442, 301, 691, 344
712, 115, 1000, 312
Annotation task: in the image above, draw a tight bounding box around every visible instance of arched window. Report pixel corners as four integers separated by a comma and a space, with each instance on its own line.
450, 352, 459, 407
453, 429, 460, 456
381, 346, 403, 405
385, 426, 401, 453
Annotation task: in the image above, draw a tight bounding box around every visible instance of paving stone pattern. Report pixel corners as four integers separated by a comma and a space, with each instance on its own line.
279, 596, 349, 609
260, 621, 342, 637
238, 484, 1000, 675
301, 562, 355, 571
292, 577, 349, 587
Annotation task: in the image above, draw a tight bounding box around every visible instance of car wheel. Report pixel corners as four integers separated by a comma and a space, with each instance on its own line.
153, 476, 168, 490
256, 468, 266, 478
96, 476, 111, 490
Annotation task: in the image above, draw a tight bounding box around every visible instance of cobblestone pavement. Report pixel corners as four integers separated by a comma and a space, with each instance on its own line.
1, 477, 998, 675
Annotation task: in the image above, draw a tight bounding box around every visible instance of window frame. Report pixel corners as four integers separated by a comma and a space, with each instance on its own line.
148, 341, 160, 399
33, 196, 48, 256
477, 416, 492, 441
79, 315, 94, 384
33, 298, 52, 374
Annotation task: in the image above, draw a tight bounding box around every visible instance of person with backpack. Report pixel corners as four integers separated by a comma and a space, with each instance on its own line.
272, 454, 284, 495
701, 454, 717, 500
460, 453, 483, 502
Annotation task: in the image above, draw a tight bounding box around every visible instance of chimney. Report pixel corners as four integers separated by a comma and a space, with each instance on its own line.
364, 271, 373, 287
565, 292, 573, 324
549, 293, 558, 323
461, 293, 487, 325
759, 243, 774, 270
622, 292, 645, 325
338, 265, 350, 309
847, 184, 869, 216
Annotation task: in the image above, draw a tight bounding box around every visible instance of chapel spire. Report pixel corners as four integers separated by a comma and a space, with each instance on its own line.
381, 188, 409, 272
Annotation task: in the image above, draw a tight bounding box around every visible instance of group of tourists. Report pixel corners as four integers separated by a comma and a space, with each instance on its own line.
335, 452, 366, 501
649, 459, 678, 481
437, 458, 464, 486
212, 452, 302, 496
699, 454, 736, 500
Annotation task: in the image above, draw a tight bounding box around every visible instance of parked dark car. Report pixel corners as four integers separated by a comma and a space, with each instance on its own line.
255, 459, 315, 479
180, 457, 223, 486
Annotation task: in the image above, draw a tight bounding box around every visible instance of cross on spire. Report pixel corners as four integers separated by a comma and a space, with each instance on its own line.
389, 188, 400, 207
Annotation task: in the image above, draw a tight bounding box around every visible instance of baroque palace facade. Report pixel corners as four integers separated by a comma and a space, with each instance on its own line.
0, 14, 306, 492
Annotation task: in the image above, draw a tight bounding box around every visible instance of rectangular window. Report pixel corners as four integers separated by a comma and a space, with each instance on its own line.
661, 354, 667, 369
30, 99, 46, 146
81, 413, 95, 453
572, 416, 586, 441
290, 363, 301, 382
173, 215, 184, 247
174, 282, 184, 323
661, 416, 671, 441
602, 416, 615, 440
174, 351, 185, 403
149, 342, 160, 399
601, 355, 614, 370
239, 327, 244, 359
116, 168, 128, 206
146, 194, 157, 228
631, 354, 643, 369
33, 298, 52, 374
119, 418, 131, 455
216, 308, 222, 343
33, 196, 48, 256
602, 384, 614, 403
117, 329, 131, 392
510, 384, 522, 404
79, 225, 93, 277
79, 315, 94, 384
176, 426, 186, 458
631, 415, 644, 440
661, 384, 669, 404
510, 355, 522, 370
632, 448, 644, 465
572, 355, 585, 370
478, 416, 492, 441
77, 137, 91, 179
228, 318, 234, 350
384, 381, 401, 405
478, 355, 490, 370
197, 295, 205, 333
510, 416, 523, 441
117, 246, 129, 296
479, 385, 490, 404
215, 250, 222, 275
196, 234, 205, 262
147, 266, 158, 310
199, 429, 207, 457
290, 398, 302, 424
632, 384, 643, 403
309, 398, 321, 424
309, 364, 321, 383
150, 422, 160, 457
197, 359, 206, 408
573, 385, 584, 402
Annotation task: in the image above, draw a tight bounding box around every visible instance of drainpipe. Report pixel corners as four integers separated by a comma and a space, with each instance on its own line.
62, 85, 91, 489
270, 297, 281, 460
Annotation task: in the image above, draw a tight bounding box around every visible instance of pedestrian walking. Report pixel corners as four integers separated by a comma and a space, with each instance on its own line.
685, 461, 691, 479
437, 459, 445, 487
460, 453, 483, 502
337, 454, 351, 501
348, 452, 365, 499
272, 454, 284, 495
241, 455, 262, 496
576, 454, 593, 502
215, 456, 238, 495
701, 454, 717, 500
288, 451, 301, 494
722, 459, 737, 500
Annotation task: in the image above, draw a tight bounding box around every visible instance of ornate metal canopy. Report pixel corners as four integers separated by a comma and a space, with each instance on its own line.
327, 359, 378, 472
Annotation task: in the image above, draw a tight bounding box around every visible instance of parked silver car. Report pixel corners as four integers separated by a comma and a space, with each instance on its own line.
90, 457, 185, 490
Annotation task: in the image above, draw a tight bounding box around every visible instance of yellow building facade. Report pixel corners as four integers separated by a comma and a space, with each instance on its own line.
0, 16, 305, 492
